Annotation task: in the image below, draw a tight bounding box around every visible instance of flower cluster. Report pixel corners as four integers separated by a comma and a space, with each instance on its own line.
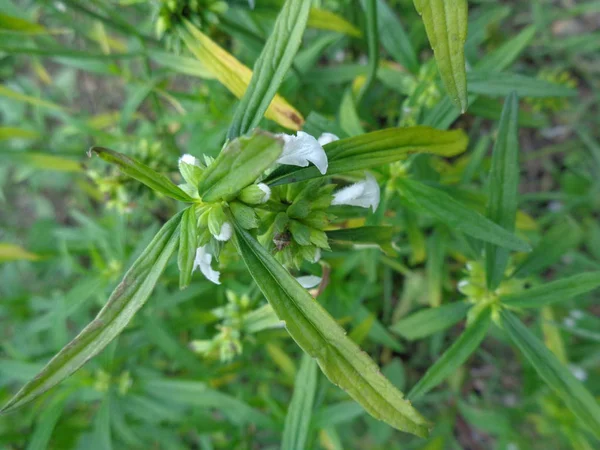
177, 130, 382, 285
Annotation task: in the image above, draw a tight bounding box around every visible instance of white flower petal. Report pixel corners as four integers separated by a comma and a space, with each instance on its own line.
569, 365, 588, 382
179, 153, 198, 166
331, 172, 380, 212
193, 246, 221, 284
317, 132, 340, 146
312, 248, 322, 263
214, 222, 232, 242
257, 183, 271, 203
277, 131, 328, 174
296, 275, 322, 289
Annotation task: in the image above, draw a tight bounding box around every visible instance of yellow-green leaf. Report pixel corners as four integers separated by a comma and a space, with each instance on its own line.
180, 22, 304, 131
0, 243, 41, 263
0, 127, 39, 141
0, 85, 64, 111
308, 7, 362, 38
413, 0, 468, 112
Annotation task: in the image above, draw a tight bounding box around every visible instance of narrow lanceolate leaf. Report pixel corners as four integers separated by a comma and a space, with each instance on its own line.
413, 0, 468, 112
232, 222, 430, 437
0, 13, 48, 34
408, 307, 491, 401
178, 207, 198, 289
228, 0, 310, 138
375, 0, 418, 73
308, 7, 362, 37
390, 302, 470, 341
356, 0, 379, 103
501, 272, 600, 309
265, 127, 468, 186
181, 21, 303, 131
485, 92, 520, 290
467, 72, 577, 98
397, 178, 530, 252
282, 354, 318, 450
500, 310, 600, 436
197, 130, 283, 202
1, 212, 182, 412
90, 147, 194, 202
0, 243, 40, 263
513, 217, 581, 278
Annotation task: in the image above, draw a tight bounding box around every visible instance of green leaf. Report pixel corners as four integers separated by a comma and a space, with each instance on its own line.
26, 397, 67, 450
0, 84, 64, 111
397, 178, 530, 252
0, 13, 48, 34
228, 0, 311, 138
501, 272, 600, 309
357, 0, 379, 103
500, 310, 600, 436
467, 72, 577, 98
265, 127, 468, 186
90, 147, 194, 202
197, 130, 283, 202
0, 243, 41, 262
374, 0, 418, 73
390, 302, 470, 341
513, 217, 581, 278
476, 26, 537, 72
1, 212, 183, 412
232, 222, 430, 437
422, 26, 537, 130
307, 7, 362, 37
485, 92, 520, 290
339, 88, 365, 137
0, 126, 39, 141
327, 226, 398, 256
143, 378, 274, 428
178, 207, 198, 289
413, 0, 468, 112
408, 307, 492, 400
282, 354, 318, 450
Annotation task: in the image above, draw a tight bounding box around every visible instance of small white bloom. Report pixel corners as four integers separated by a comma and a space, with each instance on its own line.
312, 248, 322, 263
257, 183, 271, 203
296, 275, 322, 289
331, 172, 380, 212
563, 317, 576, 328
317, 132, 339, 146
214, 222, 232, 242
569, 365, 588, 382
570, 309, 584, 320
179, 153, 198, 166
277, 131, 328, 174
193, 246, 221, 285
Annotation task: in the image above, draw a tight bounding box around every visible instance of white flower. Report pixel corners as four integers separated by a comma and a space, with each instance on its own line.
257, 183, 271, 203
570, 309, 584, 320
331, 172, 380, 212
569, 365, 588, 382
277, 131, 328, 174
193, 246, 221, 285
563, 317, 576, 328
317, 132, 339, 146
213, 222, 232, 242
312, 248, 322, 263
296, 275, 322, 289
179, 153, 198, 166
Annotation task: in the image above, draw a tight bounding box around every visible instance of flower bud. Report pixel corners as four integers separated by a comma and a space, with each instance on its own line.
238, 183, 271, 205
